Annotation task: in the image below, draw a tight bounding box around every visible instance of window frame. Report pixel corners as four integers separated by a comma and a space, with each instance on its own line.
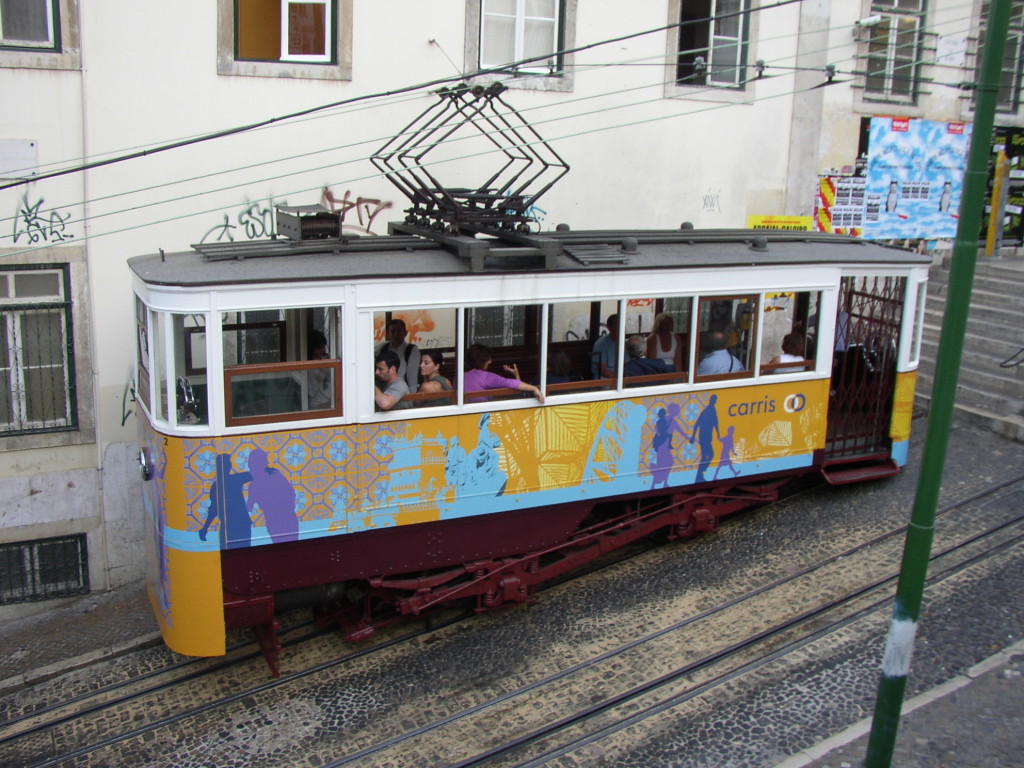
0, 0, 79, 70
0, 264, 77, 436
479, 0, 561, 74
0, 0, 58, 50
860, 0, 926, 105
464, 0, 577, 93
665, 0, 756, 102
977, 0, 1024, 113
218, 0, 352, 81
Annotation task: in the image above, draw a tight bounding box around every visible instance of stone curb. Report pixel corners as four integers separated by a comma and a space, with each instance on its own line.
0, 632, 163, 698
775, 638, 1024, 768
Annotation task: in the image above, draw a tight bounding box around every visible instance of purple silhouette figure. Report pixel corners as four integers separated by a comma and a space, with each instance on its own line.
713, 425, 741, 480
246, 448, 298, 544
199, 454, 253, 549
689, 394, 721, 484
650, 403, 683, 489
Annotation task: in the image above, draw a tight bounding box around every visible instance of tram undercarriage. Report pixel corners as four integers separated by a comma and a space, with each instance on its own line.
223, 477, 793, 676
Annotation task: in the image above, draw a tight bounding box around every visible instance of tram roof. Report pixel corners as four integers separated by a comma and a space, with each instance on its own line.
129, 228, 931, 288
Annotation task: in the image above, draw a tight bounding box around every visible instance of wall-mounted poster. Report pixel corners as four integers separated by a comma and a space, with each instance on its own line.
862, 116, 971, 239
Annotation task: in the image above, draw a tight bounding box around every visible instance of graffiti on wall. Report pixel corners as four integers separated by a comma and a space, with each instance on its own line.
701, 188, 723, 214
200, 198, 284, 244
320, 187, 393, 235
200, 189, 395, 245
12, 194, 74, 244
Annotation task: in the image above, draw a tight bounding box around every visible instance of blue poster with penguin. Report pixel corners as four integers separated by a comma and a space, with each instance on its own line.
863, 116, 971, 239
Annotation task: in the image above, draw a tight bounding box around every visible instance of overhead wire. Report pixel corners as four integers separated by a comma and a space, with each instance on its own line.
0, 0, 808, 191
0, 1, 979, 214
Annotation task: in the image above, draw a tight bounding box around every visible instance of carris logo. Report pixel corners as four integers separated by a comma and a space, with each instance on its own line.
783, 393, 806, 413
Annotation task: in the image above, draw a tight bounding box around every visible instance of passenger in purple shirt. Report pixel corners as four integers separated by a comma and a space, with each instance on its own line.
463, 343, 545, 404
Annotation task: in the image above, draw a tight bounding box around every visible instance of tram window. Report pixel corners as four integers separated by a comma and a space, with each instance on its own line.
759, 291, 818, 375
622, 296, 691, 388
693, 296, 758, 381
173, 314, 209, 425
464, 303, 541, 402
545, 301, 607, 394
150, 311, 169, 422
373, 308, 457, 409
134, 298, 151, 413
221, 306, 343, 427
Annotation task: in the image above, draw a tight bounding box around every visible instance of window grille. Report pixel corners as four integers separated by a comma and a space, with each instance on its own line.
676, 0, 750, 88
0, 265, 76, 435
978, 0, 1024, 112
0, 534, 89, 604
863, 0, 925, 104
0, 0, 59, 50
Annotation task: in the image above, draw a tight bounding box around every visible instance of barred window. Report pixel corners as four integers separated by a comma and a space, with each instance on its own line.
0, 265, 76, 434
0, 534, 88, 604
863, 0, 925, 104
676, 0, 751, 89
978, 0, 1024, 112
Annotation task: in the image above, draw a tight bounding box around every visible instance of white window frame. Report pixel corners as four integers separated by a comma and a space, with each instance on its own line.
479, 0, 560, 74
218, 0, 352, 81
464, 0, 576, 93
0, 266, 75, 434
280, 0, 332, 64
0, 0, 56, 49
665, 0, 757, 103
861, 0, 925, 105
0, 0, 79, 70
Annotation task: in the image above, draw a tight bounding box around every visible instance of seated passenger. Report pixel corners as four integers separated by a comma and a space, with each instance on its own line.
376, 318, 421, 393
697, 331, 745, 375
541, 349, 572, 385
624, 335, 670, 379
417, 349, 453, 407
374, 350, 412, 411
307, 330, 333, 410
768, 333, 806, 373
646, 313, 683, 371
590, 313, 619, 379
463, 343, 545, 404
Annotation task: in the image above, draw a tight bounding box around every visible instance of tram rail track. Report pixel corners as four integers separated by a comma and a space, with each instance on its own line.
1, 472, 1021, 768
322, 478, 1024, 767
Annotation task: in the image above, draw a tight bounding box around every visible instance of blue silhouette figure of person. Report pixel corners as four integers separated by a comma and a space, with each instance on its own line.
198, 454, 253, 549
689, 395, 721, 484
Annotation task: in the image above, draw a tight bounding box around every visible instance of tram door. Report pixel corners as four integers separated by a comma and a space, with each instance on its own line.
824, 275, 906, 462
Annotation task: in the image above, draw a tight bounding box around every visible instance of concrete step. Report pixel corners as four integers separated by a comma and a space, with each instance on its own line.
915, 252, 1024, 441
915, 373, 1024, 417
921, 331, 1024, 378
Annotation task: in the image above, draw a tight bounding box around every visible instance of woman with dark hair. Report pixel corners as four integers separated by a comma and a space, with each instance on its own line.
768, 333, 806, 373
417, 349, 454, 407
463, 343, 545, 404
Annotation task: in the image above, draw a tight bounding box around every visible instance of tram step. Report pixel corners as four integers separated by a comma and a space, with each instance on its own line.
821, 459, 900, 486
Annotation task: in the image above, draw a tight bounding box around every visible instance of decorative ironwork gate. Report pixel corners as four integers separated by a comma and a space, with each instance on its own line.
825, 274, 906, 461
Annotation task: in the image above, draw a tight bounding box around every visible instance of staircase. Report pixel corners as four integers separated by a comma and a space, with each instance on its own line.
916, 250, 1024, 442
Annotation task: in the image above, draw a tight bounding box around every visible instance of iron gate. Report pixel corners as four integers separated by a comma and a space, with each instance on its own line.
825, 274, 906, 461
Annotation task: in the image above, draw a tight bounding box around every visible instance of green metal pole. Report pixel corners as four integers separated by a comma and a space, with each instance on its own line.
863, 1, 1012, 766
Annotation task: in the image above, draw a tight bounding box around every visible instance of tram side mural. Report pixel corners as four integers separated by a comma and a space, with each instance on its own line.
171, 380, 828, 555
